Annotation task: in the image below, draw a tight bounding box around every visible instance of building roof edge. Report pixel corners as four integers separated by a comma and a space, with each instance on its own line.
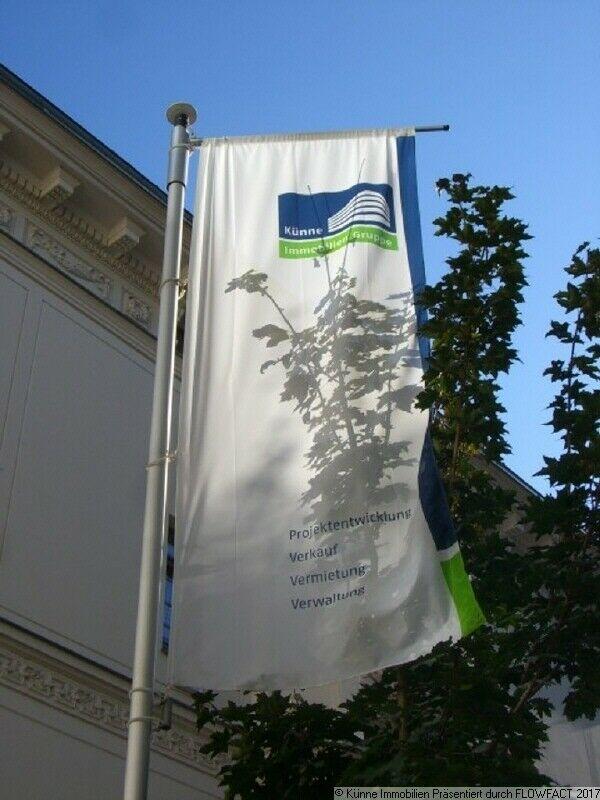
492, 460, 543, 498
0, 62, 193, 225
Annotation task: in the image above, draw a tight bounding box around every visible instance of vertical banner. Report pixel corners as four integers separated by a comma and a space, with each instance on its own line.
171, 130, 483, 690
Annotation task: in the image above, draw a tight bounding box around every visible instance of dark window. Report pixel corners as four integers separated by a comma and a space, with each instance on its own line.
161, 515, 175, 653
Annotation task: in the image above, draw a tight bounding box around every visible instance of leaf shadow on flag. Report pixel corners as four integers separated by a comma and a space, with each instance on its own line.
177, 440, 296, 582
226, 252, 425, 672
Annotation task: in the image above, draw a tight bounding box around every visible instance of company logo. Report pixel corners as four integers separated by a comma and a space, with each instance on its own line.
278, 182, 398, 259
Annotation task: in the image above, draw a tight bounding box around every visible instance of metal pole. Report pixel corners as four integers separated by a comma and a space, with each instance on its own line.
414, 124, 450, 132
187, 124, 449, 148
123, 101, 197, 800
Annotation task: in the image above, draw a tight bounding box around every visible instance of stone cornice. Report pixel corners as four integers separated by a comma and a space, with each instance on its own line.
0, 156, 159, 299
0, 630, 220, 775
0, 71, 192, 234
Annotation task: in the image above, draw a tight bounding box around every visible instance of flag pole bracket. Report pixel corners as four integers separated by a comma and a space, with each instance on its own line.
187, 124, 449, 149
145, 450, 177, 470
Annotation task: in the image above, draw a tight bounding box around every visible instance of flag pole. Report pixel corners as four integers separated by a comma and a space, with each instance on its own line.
123, 101, 196, 800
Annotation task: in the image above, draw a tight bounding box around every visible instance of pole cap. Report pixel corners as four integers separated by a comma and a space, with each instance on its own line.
166, 102, 197, 126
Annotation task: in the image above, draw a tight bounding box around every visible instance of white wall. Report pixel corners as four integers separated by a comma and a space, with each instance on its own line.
0, 251, 217, 797
0, 683, 220, 800
0, 254, 174, 675
538, 682, 600, 785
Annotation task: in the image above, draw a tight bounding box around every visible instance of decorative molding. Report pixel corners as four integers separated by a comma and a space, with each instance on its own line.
122, 289, 152, 328
40, 166, 79, 210
108, 217, 145, 257
0, 236, 167, 371
0, 199, 13, 233
0, 641, 219, 774
0, 158, 159, 298
28, 225, 112, 301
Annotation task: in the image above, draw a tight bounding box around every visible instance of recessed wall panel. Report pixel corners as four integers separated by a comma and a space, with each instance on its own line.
0, 268, 28, 447
0, 299, 154, 668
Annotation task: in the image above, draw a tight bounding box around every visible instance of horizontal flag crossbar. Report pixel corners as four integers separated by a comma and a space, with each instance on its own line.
188, 124, 449, 148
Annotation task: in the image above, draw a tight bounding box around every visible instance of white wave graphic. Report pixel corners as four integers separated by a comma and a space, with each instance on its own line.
327, 190, 391, 233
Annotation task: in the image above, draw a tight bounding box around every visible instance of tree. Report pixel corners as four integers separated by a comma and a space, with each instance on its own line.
194, 178, 599, 796
516, 243, 599, 723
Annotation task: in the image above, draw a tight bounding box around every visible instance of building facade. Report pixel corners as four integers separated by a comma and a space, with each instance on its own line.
0, 65, 221, 799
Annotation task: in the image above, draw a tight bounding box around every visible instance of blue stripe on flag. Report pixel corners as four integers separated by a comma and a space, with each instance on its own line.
397, 136, 456, 552
418, 433, 456, 551
396, 135, 429, 366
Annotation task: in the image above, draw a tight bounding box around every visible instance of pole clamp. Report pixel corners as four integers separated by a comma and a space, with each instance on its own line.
159, 277, 188, 299
127, 689, 174, 731
127, 715, 155, 727
145, 450, 177, 470
129, 686, 154, 698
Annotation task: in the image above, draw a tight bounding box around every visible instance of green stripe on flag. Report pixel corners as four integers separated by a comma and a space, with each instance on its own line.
279, 225, 398, 259
440, 551, 486, 636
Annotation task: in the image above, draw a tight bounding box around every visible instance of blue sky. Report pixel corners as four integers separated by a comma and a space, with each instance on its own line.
2, 0, 598, 491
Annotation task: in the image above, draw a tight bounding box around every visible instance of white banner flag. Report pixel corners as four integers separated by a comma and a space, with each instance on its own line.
171, 130, 484, 690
